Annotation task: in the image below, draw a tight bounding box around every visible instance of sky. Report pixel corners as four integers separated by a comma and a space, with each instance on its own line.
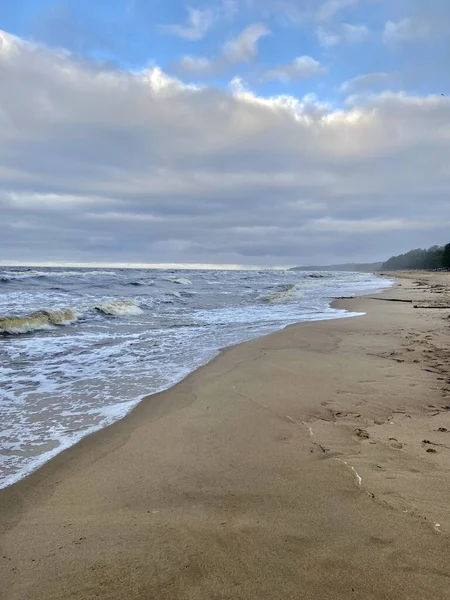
0, 0, 449, 267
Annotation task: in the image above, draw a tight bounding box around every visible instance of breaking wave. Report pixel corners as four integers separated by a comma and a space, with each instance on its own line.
166, 277, 192, 285
259, 284, 304, 304
0, 309, 80, 335
94, 300, 143, 316
0, 270, 117, 282
0, 270, 46, 282
0, 300, 144, 334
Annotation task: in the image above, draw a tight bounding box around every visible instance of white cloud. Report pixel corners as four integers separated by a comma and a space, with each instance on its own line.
316, 27, 341, 48
308, 217, 448, 233
316, 23, 368, 47
177, 55, 212, 74
383, 18, 432, 44
318, 0, 361, 21
223, 23, 270, 62
177, 22, 270, 75
263, 56, 325, 82
340, 72, 396, 94
1, 30, 450, 265
342, 23, 369, 43
228, 75, 248, 93
159, 7, 214, 41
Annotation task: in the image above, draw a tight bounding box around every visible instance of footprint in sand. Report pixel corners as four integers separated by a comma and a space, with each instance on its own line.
388, 438, 403, 450
354, 428, 370, 440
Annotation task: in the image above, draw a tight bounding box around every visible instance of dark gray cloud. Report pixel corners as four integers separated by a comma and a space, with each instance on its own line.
1, 30, 450, 267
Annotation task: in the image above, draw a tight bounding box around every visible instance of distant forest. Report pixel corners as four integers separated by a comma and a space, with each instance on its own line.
291, 262, 382, 272
382, 243, 450, 271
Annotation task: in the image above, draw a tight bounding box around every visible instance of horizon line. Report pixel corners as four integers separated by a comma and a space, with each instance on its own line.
0, 261, 292, 271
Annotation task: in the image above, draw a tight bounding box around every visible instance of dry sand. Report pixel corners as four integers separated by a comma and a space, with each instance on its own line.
1, 272, 450, 599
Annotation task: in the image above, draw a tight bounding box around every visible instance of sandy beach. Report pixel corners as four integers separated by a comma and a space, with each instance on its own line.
1, 272, 450, 599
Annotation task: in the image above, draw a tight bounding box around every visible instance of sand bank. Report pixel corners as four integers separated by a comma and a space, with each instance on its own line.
1, 272, 450, 599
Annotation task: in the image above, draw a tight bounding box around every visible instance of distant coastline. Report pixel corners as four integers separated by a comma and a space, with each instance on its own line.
290, 262, 383, 273
291, 242, 450, 273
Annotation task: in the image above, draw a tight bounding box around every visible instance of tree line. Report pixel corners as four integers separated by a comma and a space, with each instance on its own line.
382, 243, 450, 271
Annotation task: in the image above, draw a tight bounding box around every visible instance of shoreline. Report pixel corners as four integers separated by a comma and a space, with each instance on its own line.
0, 275, 392, 491
2, 272, 450, 599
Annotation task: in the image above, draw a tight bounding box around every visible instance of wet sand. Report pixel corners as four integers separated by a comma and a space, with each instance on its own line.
1, 272, 450, 599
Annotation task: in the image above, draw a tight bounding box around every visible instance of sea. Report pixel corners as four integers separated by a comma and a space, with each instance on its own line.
0, 267, 393, 489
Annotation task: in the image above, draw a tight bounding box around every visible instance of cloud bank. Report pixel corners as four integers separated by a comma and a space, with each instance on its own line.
1, 30, 449, 266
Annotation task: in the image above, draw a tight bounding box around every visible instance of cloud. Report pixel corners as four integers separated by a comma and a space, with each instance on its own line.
340, 72, 396, 94
342, 23, 369, 42
316, 27, 340, 48
308, 217, 443, 233
316, 23, 369, 47
1, 30, 450, 265
223, 23, 270, 62
176, 23, 270, 75
177, 55, 212, 74
317, 0, 361, 21
263, 56, 325, 82
159, 6, 214, 41
383, 18, 432, 44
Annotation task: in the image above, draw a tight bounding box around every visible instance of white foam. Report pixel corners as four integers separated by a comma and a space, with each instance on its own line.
0, 269, 118, 281
259, 283, 304, 304
166, 277, 192, 285
0, 308, 81, 334
94, 299, 143, 316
